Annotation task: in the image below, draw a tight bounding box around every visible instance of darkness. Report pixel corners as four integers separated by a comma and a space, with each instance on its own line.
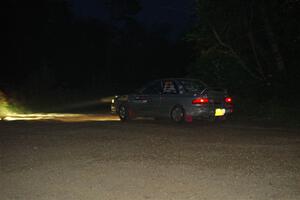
2, 0, 300, 118
3, 0, 193, 91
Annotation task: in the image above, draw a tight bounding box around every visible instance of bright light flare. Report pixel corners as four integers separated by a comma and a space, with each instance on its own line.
2, 113, 120, 122
192, 97, 209, 104
99, 96, 115, 103
225, 97, 232, 103
0, 91, 120, 122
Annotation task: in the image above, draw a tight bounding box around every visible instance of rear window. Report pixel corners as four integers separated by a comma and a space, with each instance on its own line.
178, 80, 207, 93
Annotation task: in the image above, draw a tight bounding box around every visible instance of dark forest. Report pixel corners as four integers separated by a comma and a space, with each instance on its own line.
2, 0, 300, 121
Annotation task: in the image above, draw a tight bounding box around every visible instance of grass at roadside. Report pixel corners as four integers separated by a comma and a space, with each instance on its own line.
228, 96, 300, 128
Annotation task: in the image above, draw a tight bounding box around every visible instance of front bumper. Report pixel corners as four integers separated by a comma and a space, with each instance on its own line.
111, 103, 117, 114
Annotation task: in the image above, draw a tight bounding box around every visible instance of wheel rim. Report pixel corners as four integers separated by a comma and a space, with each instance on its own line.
172, 107, 184, 122
119, 106, 127, 119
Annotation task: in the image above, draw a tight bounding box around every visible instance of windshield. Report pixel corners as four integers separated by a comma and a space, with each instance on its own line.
178, 80, 207, 93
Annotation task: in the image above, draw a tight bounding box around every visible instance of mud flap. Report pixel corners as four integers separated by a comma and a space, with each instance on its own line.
128, 108, 135, 119
185, 115, 193, 123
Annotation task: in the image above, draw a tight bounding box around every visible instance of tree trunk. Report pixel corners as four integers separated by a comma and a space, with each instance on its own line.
210, 26, 264, 81
248, 31, 265, 78
260, 4, 287, 80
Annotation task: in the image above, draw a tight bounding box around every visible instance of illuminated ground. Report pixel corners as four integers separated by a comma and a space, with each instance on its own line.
2, 113, 120, 122
1, 120, 300, 200
0, 93, 117, 122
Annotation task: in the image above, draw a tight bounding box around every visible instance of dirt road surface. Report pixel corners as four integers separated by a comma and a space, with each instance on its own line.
1, 118, 300, 200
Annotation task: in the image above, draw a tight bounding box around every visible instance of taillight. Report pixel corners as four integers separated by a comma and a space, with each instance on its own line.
192, 98, 209, 104
225, 97, 232, 103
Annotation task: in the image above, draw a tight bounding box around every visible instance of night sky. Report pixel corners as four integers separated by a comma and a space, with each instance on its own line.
71, 0, 196, 39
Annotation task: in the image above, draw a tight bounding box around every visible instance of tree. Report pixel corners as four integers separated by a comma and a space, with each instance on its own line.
103, 0, 142, 82
186, 0, 299, 92
5, 0, 72, 86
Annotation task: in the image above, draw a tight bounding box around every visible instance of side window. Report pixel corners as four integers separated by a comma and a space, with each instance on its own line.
141, 81, 162, 94
162, 80, 178, 94
176, 81, 185, 94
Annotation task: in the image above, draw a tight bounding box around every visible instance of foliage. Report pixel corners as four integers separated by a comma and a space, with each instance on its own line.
0, 90, 9, 117
0, 90, 27, 116
186, 0, 300, 94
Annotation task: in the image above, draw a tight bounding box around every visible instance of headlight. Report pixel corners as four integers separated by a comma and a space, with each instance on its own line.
111, 99, 115, 104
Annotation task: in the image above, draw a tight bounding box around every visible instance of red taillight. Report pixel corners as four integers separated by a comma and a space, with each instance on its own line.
225, 97, 232, 103
192, 98, 209, 104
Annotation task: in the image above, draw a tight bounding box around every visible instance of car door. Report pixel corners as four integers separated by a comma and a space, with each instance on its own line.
132, 80, 162, 117
160, 80, 180, 116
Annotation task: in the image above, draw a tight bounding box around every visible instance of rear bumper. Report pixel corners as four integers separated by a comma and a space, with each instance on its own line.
185, 105, 233, 119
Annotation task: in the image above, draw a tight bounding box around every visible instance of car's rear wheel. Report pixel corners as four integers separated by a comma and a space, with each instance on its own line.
170, 106, 185, 123
118, 105, 131, 121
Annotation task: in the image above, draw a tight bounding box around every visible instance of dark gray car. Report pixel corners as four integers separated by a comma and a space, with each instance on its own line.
111, 78, 233, 122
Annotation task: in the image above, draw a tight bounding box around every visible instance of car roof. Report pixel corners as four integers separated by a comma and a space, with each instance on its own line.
153, 78, 207, 86
151, 78, 198, 81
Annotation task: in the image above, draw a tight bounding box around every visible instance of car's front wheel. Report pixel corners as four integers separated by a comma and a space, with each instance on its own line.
118, 104, 131, 121
170, 106, 185, 123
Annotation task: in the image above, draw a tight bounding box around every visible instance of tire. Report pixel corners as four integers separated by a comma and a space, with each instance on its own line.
118, 104, 131, 121
214, 115, 230, 123
216, 116, 227, 121
207, 115, 216, 122
170, 106, 185, 123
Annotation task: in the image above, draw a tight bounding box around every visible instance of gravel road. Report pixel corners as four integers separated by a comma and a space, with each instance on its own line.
1, 119, 300, 200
